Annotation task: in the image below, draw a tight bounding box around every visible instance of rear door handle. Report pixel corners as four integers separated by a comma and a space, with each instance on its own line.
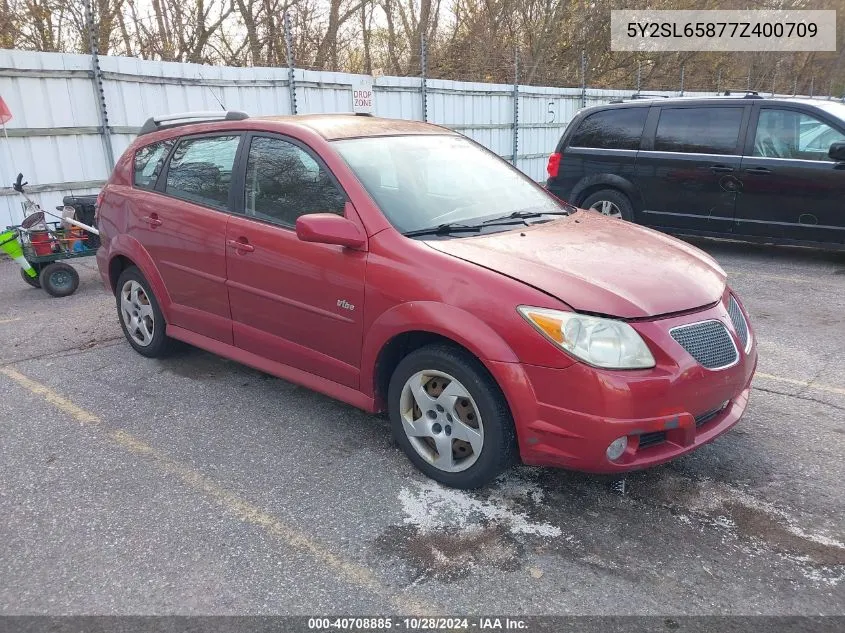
140, 215, 162, 227
744, 167, 772, 175
710, 165, 735, 173
227, 238, 255, 253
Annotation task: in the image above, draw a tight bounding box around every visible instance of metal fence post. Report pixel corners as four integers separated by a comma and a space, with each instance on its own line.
580, 50, 587, 108
283, 12, 297, 115
679, 65, 684, 96
420, 34, 428, 122
636, 60, 641, 95
810, 76, 815, 97
512, 48, 519, 166
716, 68, 721, 94
83, 0, 114, 169
747, 69, 752, 91
828, 78, 834, 99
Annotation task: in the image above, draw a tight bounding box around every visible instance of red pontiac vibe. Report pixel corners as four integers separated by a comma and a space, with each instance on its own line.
96, 112, 757, 489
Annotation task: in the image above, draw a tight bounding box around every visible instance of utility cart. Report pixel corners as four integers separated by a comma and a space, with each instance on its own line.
1, 174, 99, 297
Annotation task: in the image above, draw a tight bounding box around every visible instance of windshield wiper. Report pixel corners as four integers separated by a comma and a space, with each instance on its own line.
481, 208, 572, 226
402, 222, 483, 238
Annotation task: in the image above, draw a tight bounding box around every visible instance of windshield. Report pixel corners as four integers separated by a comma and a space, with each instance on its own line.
332, 135, 562, 234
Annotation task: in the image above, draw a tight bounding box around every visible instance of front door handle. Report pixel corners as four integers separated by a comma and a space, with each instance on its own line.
710, 165, 735, 173
227, 238, 255, 253
140, 215, 162, 227
744, 167, 772, 175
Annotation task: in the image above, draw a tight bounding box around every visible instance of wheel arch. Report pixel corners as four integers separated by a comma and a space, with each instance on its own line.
362, 302, 520, 412
105, 235, 172, 317
570, 174, 641, 213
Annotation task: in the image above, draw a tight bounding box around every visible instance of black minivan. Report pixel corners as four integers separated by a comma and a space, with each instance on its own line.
546, 94, 845, 249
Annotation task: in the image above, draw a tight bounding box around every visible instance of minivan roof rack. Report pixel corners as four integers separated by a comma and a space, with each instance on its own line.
722, 90, 763, 98
608, 93, 670, 104
138, 110, 249, 136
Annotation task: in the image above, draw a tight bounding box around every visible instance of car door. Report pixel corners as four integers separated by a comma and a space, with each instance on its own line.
736, 106, 845, 244
634, 105, 749, 233
225, 133, 366, 389
131, 133, 241, 344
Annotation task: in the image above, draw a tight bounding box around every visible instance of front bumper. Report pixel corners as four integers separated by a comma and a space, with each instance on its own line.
488, 293, 758, 472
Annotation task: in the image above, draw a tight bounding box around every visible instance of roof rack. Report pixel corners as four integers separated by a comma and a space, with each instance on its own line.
608, 93, 671, 104
722, 90, 763, 98
138, 110, 249, 136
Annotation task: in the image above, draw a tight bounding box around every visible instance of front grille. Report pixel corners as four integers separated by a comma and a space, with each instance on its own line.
670, 320, 738, 370
727, 295, 749, 351
638, 431, 666, 449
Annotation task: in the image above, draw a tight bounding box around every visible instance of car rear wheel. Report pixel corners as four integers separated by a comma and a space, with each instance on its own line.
582, 189, 633, 221
115, 267, 173, 358
388, 344, 517, 489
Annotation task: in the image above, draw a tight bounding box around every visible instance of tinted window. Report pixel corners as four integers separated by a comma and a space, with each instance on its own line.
655, 107, 743, 154
753, 109, 845, 160
164, 135, 239, 210
570, 108, 647, 150
134, 140, 173, 190
244, 136, 346, 227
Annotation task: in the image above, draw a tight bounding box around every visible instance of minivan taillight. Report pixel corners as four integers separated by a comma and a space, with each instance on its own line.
546, 152, 562, 178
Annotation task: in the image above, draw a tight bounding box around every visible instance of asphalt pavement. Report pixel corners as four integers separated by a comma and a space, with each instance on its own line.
0, 239, 843, 616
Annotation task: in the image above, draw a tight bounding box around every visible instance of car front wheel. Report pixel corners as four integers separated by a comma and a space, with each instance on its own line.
388, 344, 517, 489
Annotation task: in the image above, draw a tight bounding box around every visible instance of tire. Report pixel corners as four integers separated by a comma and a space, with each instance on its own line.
388, 343, 517, 489
20, 266, 41, 288
581, 189, 634, 221
115, 266, 174, 358
39, 262, 79, 297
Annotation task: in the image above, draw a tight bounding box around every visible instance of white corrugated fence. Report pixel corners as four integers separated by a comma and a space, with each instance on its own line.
1, 48, 819, 228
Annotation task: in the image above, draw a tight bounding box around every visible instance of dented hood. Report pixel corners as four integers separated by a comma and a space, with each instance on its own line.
426, 210, 726, 319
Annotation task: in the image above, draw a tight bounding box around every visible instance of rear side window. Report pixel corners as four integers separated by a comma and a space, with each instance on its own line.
655, 107, 743, 155
569, 108, 647, 150
164, 135, 240, 210
134, 140, 173, 190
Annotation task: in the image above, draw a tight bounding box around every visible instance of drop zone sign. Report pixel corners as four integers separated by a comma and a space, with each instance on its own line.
352, 77, 374, 114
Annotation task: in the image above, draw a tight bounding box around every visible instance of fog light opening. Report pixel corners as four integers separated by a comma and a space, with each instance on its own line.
606, 436, 628, 462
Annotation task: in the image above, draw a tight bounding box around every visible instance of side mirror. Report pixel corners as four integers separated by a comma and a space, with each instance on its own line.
828, 141, 845, 162
296, 213, 366, 250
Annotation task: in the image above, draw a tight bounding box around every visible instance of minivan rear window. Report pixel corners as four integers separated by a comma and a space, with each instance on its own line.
655, 107, 743, 155
569, 108, 647, 150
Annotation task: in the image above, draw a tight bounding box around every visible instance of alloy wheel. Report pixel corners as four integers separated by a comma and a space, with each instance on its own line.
590, 199, 623, 218
399, 370, 484, 472
120, 280, 155, 347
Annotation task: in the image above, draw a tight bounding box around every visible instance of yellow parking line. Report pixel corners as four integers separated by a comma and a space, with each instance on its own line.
0, 366, 433, 615
755, 372, 845, 397
0, 367, 100, 424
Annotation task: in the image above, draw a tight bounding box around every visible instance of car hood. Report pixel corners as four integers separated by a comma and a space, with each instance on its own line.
425, 210, 726, 319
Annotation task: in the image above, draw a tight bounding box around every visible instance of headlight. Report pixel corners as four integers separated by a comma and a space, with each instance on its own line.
517, 306, 655, 369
